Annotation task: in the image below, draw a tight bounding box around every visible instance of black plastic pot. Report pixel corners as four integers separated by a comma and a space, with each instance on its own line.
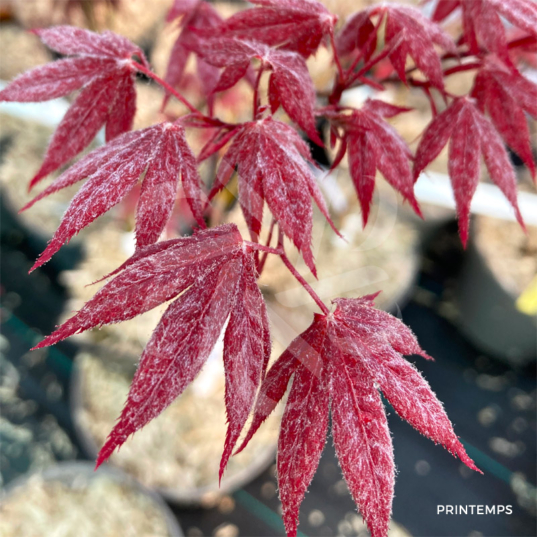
456, 239, 537, 367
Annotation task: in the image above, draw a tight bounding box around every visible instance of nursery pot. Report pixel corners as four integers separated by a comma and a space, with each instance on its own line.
0, 461, 184, 537
455, 217, 537, 366
70, 347, 280, 506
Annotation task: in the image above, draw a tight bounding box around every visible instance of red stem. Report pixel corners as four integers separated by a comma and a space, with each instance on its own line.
330, 30, 345, 84
132, 60, 198, 114
355, 76, 385, 91
197, 127, 237, 163
277, 231, 330, 315
442, 62, 482, 77
507, 34, 536, 49
244, 241, 282, 255
253, 66, 264, 120
347, 34, 402, 88
367, 60, 482, 94
257, 218, 276, 275
422, 85, 437, 116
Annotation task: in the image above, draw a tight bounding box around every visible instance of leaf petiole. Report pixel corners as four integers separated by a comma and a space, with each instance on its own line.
277, 230, 330, 316
131, 60, 199, 114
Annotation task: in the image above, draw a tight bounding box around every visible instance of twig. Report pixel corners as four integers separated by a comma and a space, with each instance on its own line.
253, 66, 264, 119
244, 241, 282, 255
132, 60, 199, 114
330, 30, 345, 83
257, 218, 277, 275
277, 230, 330, 315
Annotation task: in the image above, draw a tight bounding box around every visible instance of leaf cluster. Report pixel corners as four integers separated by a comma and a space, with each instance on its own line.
2, 1, 536, 535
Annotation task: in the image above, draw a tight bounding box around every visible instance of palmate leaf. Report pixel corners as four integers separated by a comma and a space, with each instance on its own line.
330, 100, 421, 226
429, 0, 537, 65
195, 37, 321, 144
32, 224, 270, 475
164, 0, 223, 102
472, 57, 537, 178
335, 10, 377, 62
208, 117, 339, 275
22, 122, 205, 271
382, 4, 456, 91
337, 4, 456, 90
237, 293, 481, 537
413, 97, 525, 245
213, 0, 336, 58
0, 26, 148, 189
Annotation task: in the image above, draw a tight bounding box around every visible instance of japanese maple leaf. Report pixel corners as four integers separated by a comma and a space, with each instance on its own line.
195, 38, 321, 144
0, 26, 148, 189
32, 224, 271, 476
414, 97, 525, 245
471, 57, 537, 177
339, 5, 455, 90
237, 292, 480, 537
22, 122, 205, 271
429, 0, 537, 65
214, 0, 337, 58
329, 100, 421, 226
335, 10, 377, 62
164, 0, 223, 103
209, 117, 338, 275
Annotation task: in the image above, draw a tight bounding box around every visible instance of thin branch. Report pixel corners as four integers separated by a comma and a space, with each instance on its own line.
277, 230, 330, 315
422, 85, 437, 116
253, 66, 264, 120
131, 60, 199, 114
330, 30, 345, 83
244, 241, 282, 255
507, 34, 537, 49
197, 127, 238, 163
347, 33, 403, 88
442, 62, 482, 77
355, 76, 385, 91
257, 217, 277, 275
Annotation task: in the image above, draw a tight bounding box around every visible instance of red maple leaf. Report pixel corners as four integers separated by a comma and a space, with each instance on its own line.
430, 0, 537, 65
338, 5, 456, 90
214, 0, 337, 58
164, 0, 223, 104
32, 224, 271, 475
413, 97, 525, 245
237, 293, 480, 537
22, 122, 205, 271
472, 57, 537, 178
381, 4, 456, 90
195, 38, 321, 144
0, 26, 148, 189
335, 10, 378, 62
329, 100, 421, 226
209, 117, 338, 275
